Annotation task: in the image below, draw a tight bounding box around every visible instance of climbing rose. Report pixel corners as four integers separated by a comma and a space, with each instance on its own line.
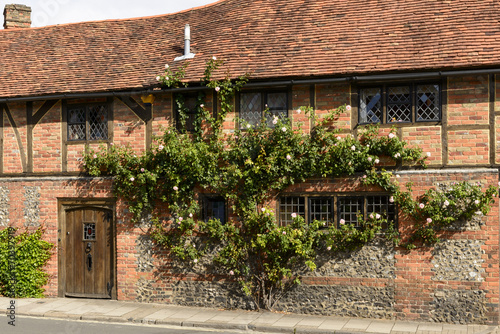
93, 154, 97, 159
286, 154, 292, 160
156, 76, 161, 81
376, 214, 381, 219
367, 157, 372, 162
212, 56, 217, 60
327, 246, 332, 251
178, 217, 183, 222
291, 213, 297, 218
282, 231, 286, 235
296, 109, 302, 114
193, 259, 198, 263
426, 152, 431, 157
261, 207, 266, 212
388, 133, 396, 139
474, 199, 480, 205
389, 196, 394, 203
215, 86, 220, 92
229, 270, 234, 275
130, 177, 135, 182
282, 127, 287, 132
426, 218, 432, 223
339, 219, 345, 225
419, 203, 425, 209
165, 64, 169, 69
140, 168, 145, 172
443, 200, 450, 207
369, 214, 374, 219
173, 186, 178, 191
375, 158, 380, 164
158, 145, 164, 150
346, 105, 351, 111
189, 213, 193, 218
351, 145, 356, 151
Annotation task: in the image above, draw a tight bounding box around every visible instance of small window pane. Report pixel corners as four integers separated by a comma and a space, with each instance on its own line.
266, 92, 287, 127
338, 197, 363, 227
83, 223, 96, 240
89, 105, 108, 140
416, 84, 440, 121
175, 94, 199, 132
68, 108, 86, 141
387, 86, 411, 123
279, 197, 305, 226
240, 92, 262, 127
202, 196, 226, 224
359, 88, 382, 124
367, 195, 396, 229
309, 198, 333, 227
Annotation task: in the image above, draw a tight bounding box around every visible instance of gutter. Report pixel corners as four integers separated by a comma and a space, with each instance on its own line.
1, 67, 500, 103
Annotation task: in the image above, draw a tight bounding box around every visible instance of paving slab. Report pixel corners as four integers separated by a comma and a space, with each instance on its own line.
366, 320, 396, 334
344, 318, 374, 331
318, 318, 350, 331
392, 322, 421, 333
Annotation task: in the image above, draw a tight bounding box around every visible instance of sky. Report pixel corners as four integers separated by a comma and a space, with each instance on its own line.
1, 0, 220, 27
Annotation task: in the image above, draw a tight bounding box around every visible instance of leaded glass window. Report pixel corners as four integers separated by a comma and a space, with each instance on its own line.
416, 84, 440, 121
367, 195, 396, 229
359, 88, 382, 124
68, 104, 108, 141
358, 83, 441, 125
387, 86, 411, 123
83, 223, 96, 240
240, 91, 288, 128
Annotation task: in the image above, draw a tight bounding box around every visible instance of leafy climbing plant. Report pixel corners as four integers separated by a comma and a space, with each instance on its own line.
83, 57, 497, 310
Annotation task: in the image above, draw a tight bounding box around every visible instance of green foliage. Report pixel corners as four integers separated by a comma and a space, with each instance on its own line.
0, 227, 53, 298
83, 57, 498, 310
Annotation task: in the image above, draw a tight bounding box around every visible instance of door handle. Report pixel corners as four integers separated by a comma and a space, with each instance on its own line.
87, 253, 92, 271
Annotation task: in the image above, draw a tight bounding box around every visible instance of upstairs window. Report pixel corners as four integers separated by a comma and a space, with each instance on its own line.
174, 93, 200, 133
359, 83, 440, 124
239, 91, 288, 128
68, 104, 109, 141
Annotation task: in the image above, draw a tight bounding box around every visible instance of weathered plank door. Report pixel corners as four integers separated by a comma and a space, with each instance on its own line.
64, 207, 113, 298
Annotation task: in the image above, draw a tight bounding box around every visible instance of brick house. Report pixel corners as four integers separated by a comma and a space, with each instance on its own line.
1, 0, 500, 324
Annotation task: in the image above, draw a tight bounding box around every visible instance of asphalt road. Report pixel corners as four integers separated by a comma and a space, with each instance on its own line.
0, 316, 261, 334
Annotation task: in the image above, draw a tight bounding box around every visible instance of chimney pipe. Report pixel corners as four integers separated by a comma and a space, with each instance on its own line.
174, 24, 195, 61
3, 4, 32, 29
184, 24, 191, 57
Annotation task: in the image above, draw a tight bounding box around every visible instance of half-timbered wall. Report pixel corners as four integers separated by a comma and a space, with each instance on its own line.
0, 74, 498, 324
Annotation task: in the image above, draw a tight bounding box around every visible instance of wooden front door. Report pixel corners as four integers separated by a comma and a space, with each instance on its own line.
64, 207, 113, 298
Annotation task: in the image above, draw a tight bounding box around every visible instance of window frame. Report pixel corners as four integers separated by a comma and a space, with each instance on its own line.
358, 82, 441, 125
238, 89, 289, 129
66, 102, 111, 143
278, 193, 396, 229
174, 92, 203, 133
201, 195, 227, 224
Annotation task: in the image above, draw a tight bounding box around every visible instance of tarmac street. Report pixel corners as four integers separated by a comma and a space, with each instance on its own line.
1, 297, 498, 334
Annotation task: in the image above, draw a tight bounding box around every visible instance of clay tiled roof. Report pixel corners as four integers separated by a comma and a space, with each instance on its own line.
1, 0, 500, 99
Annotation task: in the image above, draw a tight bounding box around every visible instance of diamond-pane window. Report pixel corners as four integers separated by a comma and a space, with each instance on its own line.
89, 105, 108, 140
338, 197, 363, 227
68, 108, 86, 140
240, 92, 262, 127
359, 88, 382, 124
279, 196, 305, 226
240, 91, 288, 129
67, 104, 108, 141
417, 84, 440, 121
358, 83, 441, 125
387, 86, 411, 123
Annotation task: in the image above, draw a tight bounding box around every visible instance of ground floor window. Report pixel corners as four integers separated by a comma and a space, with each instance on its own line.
201, 195, 226, 224
279, 194, 396, 228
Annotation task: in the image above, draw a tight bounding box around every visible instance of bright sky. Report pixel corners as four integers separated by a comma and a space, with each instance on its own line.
0, 0, 220, 27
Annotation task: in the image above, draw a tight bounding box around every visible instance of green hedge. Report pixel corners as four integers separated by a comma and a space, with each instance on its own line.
0, 227, 53, 298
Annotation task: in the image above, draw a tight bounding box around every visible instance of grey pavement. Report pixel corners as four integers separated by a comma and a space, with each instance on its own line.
1, 297, 498, 334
